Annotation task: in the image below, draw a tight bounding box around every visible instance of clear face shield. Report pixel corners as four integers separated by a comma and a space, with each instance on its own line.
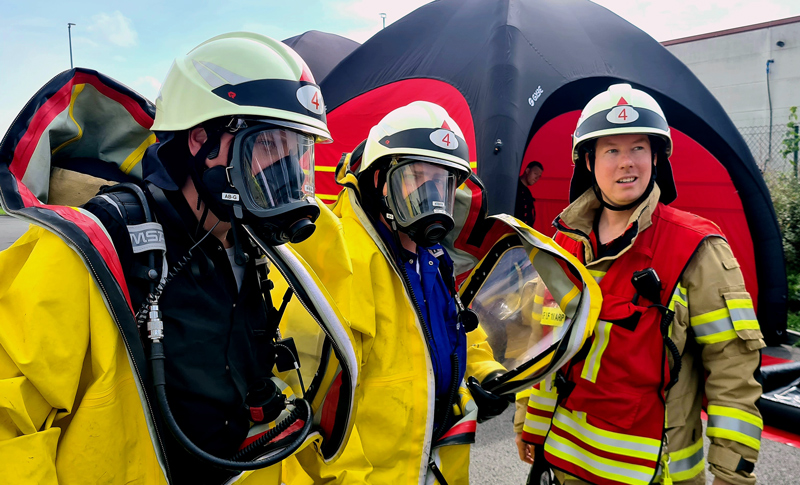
384, 159, 465, 247
468, 247, 572, 372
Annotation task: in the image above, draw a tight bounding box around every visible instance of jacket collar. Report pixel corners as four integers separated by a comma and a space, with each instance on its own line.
554, 185, 662, 264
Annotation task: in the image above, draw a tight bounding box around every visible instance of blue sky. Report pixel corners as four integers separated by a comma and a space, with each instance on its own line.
2, 0, 800, 133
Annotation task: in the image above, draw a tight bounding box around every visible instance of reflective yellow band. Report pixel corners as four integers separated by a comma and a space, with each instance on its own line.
691, 308, 736, 344
725, 298, 759, 331
581, 320, 611, 382
707, 405, 762, 451
317, 193, 338, 202
528, 392, 557, 412
552, 407, 661, 460
534, 294, 544, 305
668, 283, 688, 312
665, 439, 705, 482
524, 414, 551, 434
545, 432, 653, 485
516, 388, 534, 400
314, 165, 336, 172
588, 269, 606, 283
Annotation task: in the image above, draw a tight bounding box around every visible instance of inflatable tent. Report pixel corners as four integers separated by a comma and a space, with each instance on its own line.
314, 0, 787, 344
283, 31, 360, 83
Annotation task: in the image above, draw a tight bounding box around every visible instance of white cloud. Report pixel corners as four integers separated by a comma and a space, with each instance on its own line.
133, 76, 162, 101
87, 11, 138, 48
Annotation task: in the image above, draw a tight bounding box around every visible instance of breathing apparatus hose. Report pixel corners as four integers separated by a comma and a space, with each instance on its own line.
150, 340, 313, 471
140, 220, 313, 471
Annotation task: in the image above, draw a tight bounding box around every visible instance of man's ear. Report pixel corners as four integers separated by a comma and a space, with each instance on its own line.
187, 127, 208, 156
585, 152, 592, 172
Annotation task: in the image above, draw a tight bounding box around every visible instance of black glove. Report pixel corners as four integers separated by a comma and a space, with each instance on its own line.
467, 376, 514, 423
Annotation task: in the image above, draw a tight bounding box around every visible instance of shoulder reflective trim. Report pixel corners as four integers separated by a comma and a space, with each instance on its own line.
690, 308, 736, 344
725, 298, 759, 331
588, 269, 606, 283
545, 433, 653, 485
668, 283, 688, 312
534, 294, 545, 305
707, 405, 763, 451
581, 319, 612, 382
552, 407, 661, 459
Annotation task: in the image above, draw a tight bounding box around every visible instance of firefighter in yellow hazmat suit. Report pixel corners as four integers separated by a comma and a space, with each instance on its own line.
0, 33, 359, 484
284, 101, 513, 484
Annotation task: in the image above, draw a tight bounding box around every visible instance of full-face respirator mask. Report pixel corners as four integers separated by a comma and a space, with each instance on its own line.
381, 157, 469, 248
190, 118, 321, 247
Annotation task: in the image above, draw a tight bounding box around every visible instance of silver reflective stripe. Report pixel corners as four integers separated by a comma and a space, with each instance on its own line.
708, 415, 762, 440
670, 446, 704, 474
128, 222, 166, 254
553, 408, 661, 456
524, 419, 551, 432
192, 59, 226, 89
528, 393, 557, 409
582, 320, 610, 382
546, 433, 653, 484
729, 307, 757, 324
691, 316, 734, 337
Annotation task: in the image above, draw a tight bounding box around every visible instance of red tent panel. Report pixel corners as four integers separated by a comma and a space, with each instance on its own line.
524, 111, 758, 308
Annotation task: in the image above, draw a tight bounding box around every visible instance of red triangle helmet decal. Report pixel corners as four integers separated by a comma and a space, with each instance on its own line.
441, 120, 451, 130
299, 62, 316, 83
617, 96, 628, 106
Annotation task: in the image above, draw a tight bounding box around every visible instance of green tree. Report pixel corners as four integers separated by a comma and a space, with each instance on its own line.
780, 106, 799, 168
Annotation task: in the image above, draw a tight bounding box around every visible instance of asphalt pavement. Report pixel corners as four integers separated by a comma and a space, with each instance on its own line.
1, 213, 799, 484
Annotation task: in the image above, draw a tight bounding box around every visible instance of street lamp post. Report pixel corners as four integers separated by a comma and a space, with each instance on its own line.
67, 23, 76, 69
380, 13, 386, 30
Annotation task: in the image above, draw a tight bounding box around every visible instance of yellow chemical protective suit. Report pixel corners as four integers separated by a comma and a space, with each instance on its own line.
284, 178, 504, 484
0, 68, 359, 485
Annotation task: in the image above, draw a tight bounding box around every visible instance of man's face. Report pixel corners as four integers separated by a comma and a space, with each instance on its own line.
587, 134, 653, 207
381, 161, 448, 199
524, 166, 543, 186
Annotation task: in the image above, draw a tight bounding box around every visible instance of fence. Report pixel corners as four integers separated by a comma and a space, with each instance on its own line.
739, 124, 800, 176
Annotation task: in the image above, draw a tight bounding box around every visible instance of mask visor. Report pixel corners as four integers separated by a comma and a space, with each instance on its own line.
387, 160, 457, 226
241, 128, 315, 211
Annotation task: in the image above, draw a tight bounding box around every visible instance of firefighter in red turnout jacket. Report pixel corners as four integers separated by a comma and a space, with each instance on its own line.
513, 84, 764, 485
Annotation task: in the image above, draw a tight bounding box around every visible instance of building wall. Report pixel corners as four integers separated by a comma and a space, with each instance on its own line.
665, 22, 800, 167
665, 22, 800, 128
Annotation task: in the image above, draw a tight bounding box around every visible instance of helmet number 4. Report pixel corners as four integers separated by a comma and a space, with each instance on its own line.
430, 129, 459, 150
607, 105, 639, 124
311, 91, 320, 111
